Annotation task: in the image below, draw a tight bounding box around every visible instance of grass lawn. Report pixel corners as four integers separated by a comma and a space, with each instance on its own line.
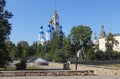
105, 64, 120, 68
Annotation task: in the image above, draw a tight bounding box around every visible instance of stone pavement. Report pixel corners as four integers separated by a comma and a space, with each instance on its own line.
39, 65, 63, 70
0, 76, 120, 79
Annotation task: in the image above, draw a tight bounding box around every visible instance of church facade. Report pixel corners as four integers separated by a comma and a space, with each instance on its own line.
93, 25, 120, 52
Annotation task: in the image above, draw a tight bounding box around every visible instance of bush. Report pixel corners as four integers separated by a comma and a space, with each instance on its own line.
86, 49, 120, 60
104, 50, 120, 60
86, 48, 95, 60
15, 58, 26, 70
95, 50, 105, 60
104, 50, 113, 60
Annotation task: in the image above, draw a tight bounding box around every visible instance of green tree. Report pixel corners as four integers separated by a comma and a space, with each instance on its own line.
15, 58, 26, 70
0, 0, 13, 68
36, 44, 42, 57
53, 49, 66, 63
10, 46, 16, 59
50, 32, 65, 49
69, 25, 92, 59
63, 38, 73, 61
105, 32, 119, 51
30, 41, 37, 57
43, 32, 65, 62
16, 41, 29, 59
5, 40, 16, 58
86, 48, 95, 60
95, 50, 105, 60
28, 46, 35, 57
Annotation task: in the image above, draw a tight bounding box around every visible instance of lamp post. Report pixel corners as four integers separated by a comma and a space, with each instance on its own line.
80, 39, 84, 60
70, 35, 84, 70
70, 35, 78, 70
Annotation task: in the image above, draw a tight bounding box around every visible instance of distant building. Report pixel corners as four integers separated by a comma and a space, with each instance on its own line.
98, 24, 107, 51
27, 58, 49, 66
97, 25, 120, 52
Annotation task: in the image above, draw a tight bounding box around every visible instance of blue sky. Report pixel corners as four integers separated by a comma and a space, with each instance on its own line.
6, 0, 120, 45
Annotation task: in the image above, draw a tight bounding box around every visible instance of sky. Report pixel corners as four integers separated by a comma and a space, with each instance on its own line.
5, 0, 120, 45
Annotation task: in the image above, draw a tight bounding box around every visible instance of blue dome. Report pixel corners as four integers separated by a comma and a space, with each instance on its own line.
40, 26, 43, 29
47, 29, 51, 33
47, 24, 51, 32
48, 24, 51, 27
39, 31, 44, 34
39, 25, 44, 34
50, 26, 54, 30
60, 25, 62, 28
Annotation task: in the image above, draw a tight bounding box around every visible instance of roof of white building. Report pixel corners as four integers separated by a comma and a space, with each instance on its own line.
33, 58, 48, 63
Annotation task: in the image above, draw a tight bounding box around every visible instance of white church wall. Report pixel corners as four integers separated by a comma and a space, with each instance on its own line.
99, 35, 120, 52
46, 32, 50, 41
113, 36, 120, 51
99, 38, 106, 51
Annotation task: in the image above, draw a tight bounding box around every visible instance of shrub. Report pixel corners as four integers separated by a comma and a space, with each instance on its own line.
95, 50, 105, 60
86, 48, 95, 60
15, 58, 26, 70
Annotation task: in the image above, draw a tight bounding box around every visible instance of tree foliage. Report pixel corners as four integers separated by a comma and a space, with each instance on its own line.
86, 48, 95, 60
69, 25, 92, 59
105, 32, 119, 51
4, 25, 120, 64
63, 38, 73, 61
16, 41, 29, 58
36, 44, 42, 57
5, 40, 16, 58
15, 58, 26, 70
0, 0, 13, 68
43, 32, 65, 62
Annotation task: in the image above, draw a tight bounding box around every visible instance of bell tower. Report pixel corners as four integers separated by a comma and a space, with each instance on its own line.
49, 0, 60, 33
100, 24, 106, 38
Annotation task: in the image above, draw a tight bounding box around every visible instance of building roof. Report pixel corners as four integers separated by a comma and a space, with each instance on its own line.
33, 58, 48, 63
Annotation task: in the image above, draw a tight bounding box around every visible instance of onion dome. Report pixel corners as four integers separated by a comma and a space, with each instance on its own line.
50, 25, 54, 30
48, 24, 51, 27
39, 25, 44, 34
39, 31, 44, 34
40, 26, 43, 29
47, 24, 51, 33
60, 25, 62, 28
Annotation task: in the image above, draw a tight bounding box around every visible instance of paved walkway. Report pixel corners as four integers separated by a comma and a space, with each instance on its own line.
0, 76, 120, 79
39, 65, 63, 70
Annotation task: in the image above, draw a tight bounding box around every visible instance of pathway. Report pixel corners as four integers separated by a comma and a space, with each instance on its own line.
0, 76, 120, 79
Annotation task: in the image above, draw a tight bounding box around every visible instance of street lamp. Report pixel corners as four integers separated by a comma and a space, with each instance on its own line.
70, 35, 84, 70
70, 35, 78, 70
80, 39, 84, 60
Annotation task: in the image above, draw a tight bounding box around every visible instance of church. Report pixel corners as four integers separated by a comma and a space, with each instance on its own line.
93, 25, 120, 52
37, 1, 120, 51
37, 8, 62, 45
